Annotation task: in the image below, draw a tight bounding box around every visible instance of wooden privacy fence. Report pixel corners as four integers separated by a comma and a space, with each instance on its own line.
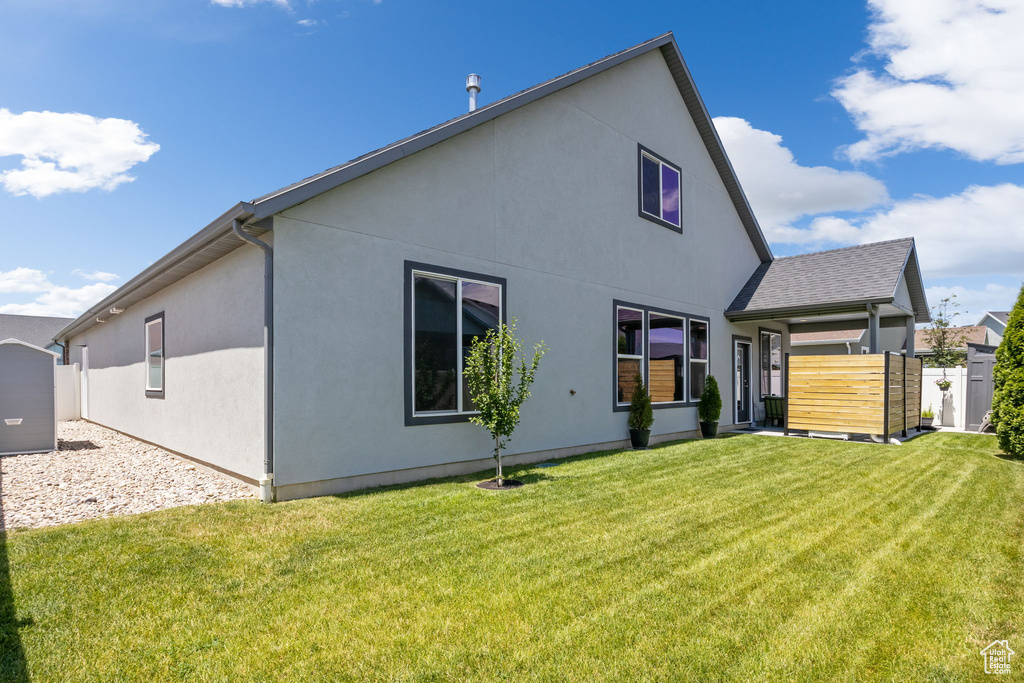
786, 353, 922, 440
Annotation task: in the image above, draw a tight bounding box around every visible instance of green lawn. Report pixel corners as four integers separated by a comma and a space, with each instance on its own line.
2, 432, 1022, 681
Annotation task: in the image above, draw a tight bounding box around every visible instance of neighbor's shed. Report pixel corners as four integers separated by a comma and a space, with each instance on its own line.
0, 338, 58, 456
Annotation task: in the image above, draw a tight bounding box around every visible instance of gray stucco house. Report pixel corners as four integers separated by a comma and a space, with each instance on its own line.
54, 33, 929, 502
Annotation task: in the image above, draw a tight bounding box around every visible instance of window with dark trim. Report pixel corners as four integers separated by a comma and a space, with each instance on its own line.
614, 300, 708, 410
638, 145, 682, 232
405, 262, 505, 426
145, 312, 164, 398
759, 328, 783, 397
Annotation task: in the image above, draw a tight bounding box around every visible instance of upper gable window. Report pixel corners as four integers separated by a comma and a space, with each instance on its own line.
638, 145, 681, 232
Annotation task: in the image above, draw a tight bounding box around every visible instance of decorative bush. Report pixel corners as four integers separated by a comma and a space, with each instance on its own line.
628, 374, 654, 431
921, 404, 935, 419
698, 375, 722, 424
992, 284, 1024, 457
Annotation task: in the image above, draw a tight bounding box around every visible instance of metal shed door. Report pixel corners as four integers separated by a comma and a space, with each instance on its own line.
0, 344, 56, 455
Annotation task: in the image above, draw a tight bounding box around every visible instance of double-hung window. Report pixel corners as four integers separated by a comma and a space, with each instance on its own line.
145, 312, 164, 398
615, 302, 707, 408
760, 329, 783, 397
406, 262, 504, 425
638, 145, 682, 231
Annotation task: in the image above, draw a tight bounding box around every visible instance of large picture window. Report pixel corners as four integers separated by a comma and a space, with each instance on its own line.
760, 329, 783, 397
145, 312, 164, 398
638, 145, 682, 231
614, 301, 707, 409
406, 262, 504, 425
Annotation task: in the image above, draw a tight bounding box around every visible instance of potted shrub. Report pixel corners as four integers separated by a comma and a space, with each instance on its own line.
921, 404, 935, 429
628, 374, 653, 449
698, 375, 722, 438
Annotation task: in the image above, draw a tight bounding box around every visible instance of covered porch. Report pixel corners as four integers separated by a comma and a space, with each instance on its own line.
725, 238, 931, 440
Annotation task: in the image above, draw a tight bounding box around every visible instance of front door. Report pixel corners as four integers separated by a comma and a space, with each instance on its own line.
734, 340, 751, 423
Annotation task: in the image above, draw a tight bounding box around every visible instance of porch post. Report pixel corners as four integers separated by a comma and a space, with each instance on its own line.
905, 315, 916, 358
868, 305, 880, 353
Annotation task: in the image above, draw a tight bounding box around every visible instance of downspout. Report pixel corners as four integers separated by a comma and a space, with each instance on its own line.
232, 218, 275, 503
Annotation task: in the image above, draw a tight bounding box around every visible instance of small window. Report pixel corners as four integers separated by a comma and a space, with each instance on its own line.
638, 146, 682, 231
145, 313, 164, 397
406, 263, 504, 424
689, 320, 708, 400
616, 307, 644, 404
760, 329, 783, 397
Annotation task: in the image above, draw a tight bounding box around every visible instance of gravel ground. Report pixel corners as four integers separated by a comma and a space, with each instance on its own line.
1, 421, 254, 530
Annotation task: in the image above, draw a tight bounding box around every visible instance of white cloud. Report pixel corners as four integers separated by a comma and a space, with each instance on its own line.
296, 18, 319, 27
0, 268, 117, 317
0, 109, 160, 198
924, 283, 1021, 323
834, 0, 1024, 163
773, 183, 1024, 279
71, 269, 119, 282
713, 116, 889, 238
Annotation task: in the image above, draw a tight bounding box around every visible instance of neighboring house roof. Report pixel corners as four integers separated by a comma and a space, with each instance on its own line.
56, 32, 772, 343
0, 314, 73, 349
976, 311, 1010, 328
914, 325, 989, 352
790, 329, 866, 345
726, 238, 930, 323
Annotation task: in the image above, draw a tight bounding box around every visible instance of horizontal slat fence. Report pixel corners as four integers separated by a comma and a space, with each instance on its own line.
786, 353, 922, 439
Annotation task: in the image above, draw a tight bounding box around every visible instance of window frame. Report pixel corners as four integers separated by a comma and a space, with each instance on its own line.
144, 311, 165, 399
637, 144, 683, 233
759, 327, 784, 399
612, 300, 708, 412
688, 318, 710, 402
404, 261, 506, 426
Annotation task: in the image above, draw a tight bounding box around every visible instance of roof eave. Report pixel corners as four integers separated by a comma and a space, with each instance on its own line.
724, 298, 895, 323
55, 203, 254, 342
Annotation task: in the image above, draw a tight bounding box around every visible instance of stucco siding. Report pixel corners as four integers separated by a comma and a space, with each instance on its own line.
68, 244, 265, 481
271, 49, 769, 488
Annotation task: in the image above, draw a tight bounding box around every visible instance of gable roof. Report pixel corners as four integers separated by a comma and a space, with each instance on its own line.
56, 33, 772, 344
245, 32, 772, 262
0, 337, 61, 357
0, 314, 73, 349
977, 311, 1010, 328
726, 238, 930, 323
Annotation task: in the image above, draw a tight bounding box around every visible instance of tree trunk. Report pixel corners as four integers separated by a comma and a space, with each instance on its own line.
495, 433, 503, 486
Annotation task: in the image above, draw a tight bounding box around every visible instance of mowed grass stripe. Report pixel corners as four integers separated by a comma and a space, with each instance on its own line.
3, 433, 1021, 682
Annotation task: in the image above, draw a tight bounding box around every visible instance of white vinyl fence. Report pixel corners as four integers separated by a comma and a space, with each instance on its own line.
55, 363, 81, 421
921, 367, 967, 430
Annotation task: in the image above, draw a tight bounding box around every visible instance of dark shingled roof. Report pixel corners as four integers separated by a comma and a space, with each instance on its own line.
989, 311, 1010, 324
726, 238, 929, 322
0, 313, 74, 348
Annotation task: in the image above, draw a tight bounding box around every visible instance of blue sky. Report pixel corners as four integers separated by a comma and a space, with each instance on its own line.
1, 0, 1022, 323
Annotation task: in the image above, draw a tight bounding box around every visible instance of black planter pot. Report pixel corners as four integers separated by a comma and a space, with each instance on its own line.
629, 428, 651, 449
699, 421, 718, 438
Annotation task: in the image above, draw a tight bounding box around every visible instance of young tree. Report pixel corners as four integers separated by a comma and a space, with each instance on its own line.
922, 295, 970, 370
464, 319, 547, 486
992, 284, 1024, 457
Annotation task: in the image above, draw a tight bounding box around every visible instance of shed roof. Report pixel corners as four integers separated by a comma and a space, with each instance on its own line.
726, 238, 930, 323
0, 314, 73, 349
0, 338, 61, 357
